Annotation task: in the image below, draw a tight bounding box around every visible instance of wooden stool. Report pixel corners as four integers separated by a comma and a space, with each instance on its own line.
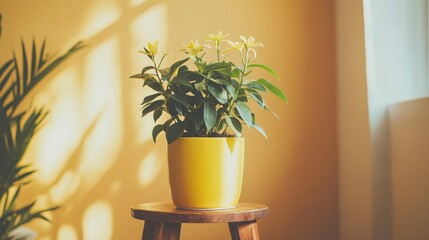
131, 202, 268, 240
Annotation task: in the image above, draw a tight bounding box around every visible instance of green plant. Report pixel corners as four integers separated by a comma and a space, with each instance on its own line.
131, 32, 286, 144
0, 15, 83, 238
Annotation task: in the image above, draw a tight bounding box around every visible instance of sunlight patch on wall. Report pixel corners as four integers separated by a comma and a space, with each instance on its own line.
28, 66, 84, 185
130, 4, 168, 71
57, 224, 78, 240
129, 4, 168, 145
80, 0, 121, 40
38, 237, 52, 240
109, 180, 122, 194
49, 170, 81, 205
78, 37, 123, 189
130, 4, 168, 48
138, 149, 162, 186
82, 200, 113, 240
130, 0, 147, 8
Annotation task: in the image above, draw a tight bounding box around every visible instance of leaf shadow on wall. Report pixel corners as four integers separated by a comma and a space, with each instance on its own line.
17, 0, 172, 239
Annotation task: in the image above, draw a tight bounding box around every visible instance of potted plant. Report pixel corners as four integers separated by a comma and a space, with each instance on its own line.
131, 32, 286, 210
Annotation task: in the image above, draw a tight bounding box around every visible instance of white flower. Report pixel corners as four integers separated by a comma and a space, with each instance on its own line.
239, 35, 263, 60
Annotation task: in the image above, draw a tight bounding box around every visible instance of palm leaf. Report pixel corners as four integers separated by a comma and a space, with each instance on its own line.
20, 40, 29, 93
0, 59, 14, 91
38, 39, 47, 70
12, 52, 21, 102
0, 38, 83, 237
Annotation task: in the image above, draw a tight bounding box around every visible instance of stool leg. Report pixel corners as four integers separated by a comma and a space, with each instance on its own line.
229, 220, 260, 240
157, 222, 181, 240
142, 221, 181, 240
142, 221, 161, 240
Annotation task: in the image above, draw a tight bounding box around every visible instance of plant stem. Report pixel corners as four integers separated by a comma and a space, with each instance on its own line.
216, 41, 220, 62
151, 57, 168, 98
242, 47, 249, 83
151, 58, 162, 83
218, 46, 250, 136
158, 53, 167, 68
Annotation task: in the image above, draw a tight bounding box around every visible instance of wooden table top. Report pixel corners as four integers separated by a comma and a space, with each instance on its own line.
131, 202, 269, 223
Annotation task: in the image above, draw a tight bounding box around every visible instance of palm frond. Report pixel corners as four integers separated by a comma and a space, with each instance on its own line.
0, 39, 83, 238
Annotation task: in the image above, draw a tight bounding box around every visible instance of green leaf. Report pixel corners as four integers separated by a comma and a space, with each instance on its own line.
235, 102, 253, 127
166, 98, 179, 117
0, 40, 81, 234
38, 39, 47, 69
176, 84, 193, 94
152, 124, 164, 143
170, 75, 192, 87
9, 187, 21, 211
31, 41, 84, 92
163, 118, 174, 130
174, 101, 185, 115
11, 52, 21, 97
0, 59, 14, 90
264, 105, 280, 119
248, 64, 279, 79
203, 102, 217, 131
178, 65, 188, 73
171, 94, 191, 108
30, 39, 37, 84
247, 90, 265, 108
130, 73, 145, 78
166, 120, 186, 144
225, 80, 240, 99
205, 73, 231, 85
0, 76, 15, 106
142, 93, 161, 105
245, 80, 266, 92
14, 170, 36, 182
16, 200, 36, 216
143, 77, 164, 92
194, 62, 205, 72
257, 78, 287, 102
225, 116, 242, 137
189, 107, 204, 130
194, 80, 206, 91
253, 122, 268, 139
142, 100, 164, 117
168, 58, 189, 79
231, 68, 241, 78
147, 82, 164, 92
204, 62, 231, 73
21, 40, 29, 92
171, 70, 204, 89
225, 84, 236, 98
153, 108, 162, 122
209, 71, 232, 85
141, 66, 154, 74
159, 68, 170, 81
208, 83, 227, 104
236, 89, 248, 102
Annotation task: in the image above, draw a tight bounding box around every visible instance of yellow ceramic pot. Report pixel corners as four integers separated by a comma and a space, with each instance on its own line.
167, 137, 245, 210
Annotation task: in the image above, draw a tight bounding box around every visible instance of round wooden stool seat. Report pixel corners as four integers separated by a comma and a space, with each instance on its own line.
131, 202, 268, 240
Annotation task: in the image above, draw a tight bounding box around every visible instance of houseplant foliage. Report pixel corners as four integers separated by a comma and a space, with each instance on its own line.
0, 15, 83, 238
131, 32, 287, 144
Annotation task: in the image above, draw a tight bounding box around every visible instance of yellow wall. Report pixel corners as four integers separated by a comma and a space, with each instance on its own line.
0, 0, 338, 239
